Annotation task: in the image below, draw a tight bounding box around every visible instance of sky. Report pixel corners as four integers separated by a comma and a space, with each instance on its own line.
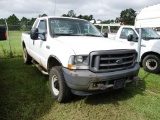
0, 0, 160, 20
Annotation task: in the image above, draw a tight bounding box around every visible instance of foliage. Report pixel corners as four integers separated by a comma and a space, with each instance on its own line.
0, 14, 39, 31
39, 14, 48, 17
120, 8, 136, 25
67, 10, 76, 17
101, 20, 114, 24
7, 14, 19, 25
0, 31, 22, 58
0, 18, 5, 25
62, 10, 76, 17
62, 10, 94, 21
1, 45, 14, 58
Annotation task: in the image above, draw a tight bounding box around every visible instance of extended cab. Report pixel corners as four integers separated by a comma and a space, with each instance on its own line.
22, 16, 140, 103
113, 25, 160, 73
0, 25, 7, 41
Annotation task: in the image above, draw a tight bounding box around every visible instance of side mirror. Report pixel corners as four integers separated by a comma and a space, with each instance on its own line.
103, 32, 108, 38
127, 34, 133, 41
30, 28, 38, 40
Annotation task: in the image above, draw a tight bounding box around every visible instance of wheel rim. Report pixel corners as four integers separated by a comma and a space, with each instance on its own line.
146, 58, 158, 70
51, 75, 59, 96
23, 48, 27, 61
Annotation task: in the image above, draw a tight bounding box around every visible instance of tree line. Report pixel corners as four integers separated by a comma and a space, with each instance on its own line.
0, 8, 136, 31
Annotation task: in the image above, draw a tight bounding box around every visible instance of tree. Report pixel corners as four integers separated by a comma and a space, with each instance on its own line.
115, 17, 120, 23
89, 15, 93, 20
101, 20, 114, 24
39, 13, 47, 17
79, 15, 93, 21
120, 8, 136, 25
0, 18, 5, 24
7, 14, 19, 25
21, 17, 27, 22
77, 14, 83, 19
61, 10, 94, 21
62, 14, 67, 17
20, 17, 28, 30
7, 14, 20, 30
67, 10, 76, 17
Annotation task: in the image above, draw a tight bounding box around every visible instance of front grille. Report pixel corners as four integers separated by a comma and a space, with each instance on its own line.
89, 49, 137, 72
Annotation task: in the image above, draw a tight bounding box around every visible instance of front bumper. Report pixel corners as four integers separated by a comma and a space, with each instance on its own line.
63, 63, 140, 95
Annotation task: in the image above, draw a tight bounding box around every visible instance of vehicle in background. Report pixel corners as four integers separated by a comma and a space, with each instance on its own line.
135, 4, 160, 29
0, 25, 7, 41
97, 4, 160, 74
22, 16, 140, 103
117, 4, 160, 74
112, 25, 160, 74
94, 23, 120, 39
154, 27, 160, 35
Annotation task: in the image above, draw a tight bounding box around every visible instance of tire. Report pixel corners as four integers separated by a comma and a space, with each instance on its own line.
23, 47, 32, 64
49, 66, 72, 103
142, 54, 160, 73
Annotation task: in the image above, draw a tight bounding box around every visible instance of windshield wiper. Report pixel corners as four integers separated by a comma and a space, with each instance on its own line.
144, 37, 160, 40
83, 34, 101, 37
54, 33, 102, 37
55, 33, 82, 36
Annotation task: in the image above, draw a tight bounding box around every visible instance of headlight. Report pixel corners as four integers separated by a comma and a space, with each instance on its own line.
68, 55, 89, 69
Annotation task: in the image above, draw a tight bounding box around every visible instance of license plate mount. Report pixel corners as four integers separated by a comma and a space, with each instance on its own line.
113, 79, 126, 89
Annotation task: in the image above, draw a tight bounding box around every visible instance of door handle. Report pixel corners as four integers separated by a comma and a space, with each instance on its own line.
46, 45, 50, 49
141, 44, 146, 47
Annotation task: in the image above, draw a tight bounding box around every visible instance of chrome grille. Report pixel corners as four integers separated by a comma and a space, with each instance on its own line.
89, 49, 137, 72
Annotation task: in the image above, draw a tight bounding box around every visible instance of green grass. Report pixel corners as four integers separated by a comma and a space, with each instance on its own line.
0, 31, 160, 120
139, 69, 160, 93
0, 31, 23, 57
0, 57, 160, 120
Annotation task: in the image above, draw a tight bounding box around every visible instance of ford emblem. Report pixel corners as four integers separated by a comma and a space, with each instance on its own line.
116, 59, 123, 64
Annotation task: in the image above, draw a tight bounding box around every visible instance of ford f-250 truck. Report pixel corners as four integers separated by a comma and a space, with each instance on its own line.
112, 25, 160, 73
0, 25, 7, 40
21, 16, 140, 103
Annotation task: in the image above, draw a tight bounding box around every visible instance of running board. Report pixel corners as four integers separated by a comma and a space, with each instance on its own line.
32, 60, 48, 75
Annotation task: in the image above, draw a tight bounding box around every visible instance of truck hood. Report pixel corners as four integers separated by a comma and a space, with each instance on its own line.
56, 36, 134, 55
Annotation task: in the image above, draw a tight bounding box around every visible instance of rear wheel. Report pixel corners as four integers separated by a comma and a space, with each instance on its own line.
49, 66, 72, 103
23, 47, 32, 64
142, 54, 160, 73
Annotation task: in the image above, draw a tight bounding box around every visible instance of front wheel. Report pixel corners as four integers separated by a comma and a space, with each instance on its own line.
49, 66, 72, 103
23, 47, 32, 64
142, 54, 160, 73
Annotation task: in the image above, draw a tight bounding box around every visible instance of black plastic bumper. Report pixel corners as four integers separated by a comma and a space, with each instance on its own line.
63, 63, 140, 95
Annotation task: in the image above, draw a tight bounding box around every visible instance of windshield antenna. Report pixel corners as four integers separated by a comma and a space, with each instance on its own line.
54, 0, 56, 16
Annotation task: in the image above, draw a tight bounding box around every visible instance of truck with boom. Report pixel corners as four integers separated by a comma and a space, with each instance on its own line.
21, 16, 140, 103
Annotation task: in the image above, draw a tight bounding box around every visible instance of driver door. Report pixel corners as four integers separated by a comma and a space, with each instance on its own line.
118, 28, 138, 50
31, 19, 47, 64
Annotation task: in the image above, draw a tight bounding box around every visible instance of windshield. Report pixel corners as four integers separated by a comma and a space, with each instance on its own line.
136, 28, 160, 40
49, 18, 102, 37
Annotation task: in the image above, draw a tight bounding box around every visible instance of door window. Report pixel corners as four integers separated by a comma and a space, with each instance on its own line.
38, 20, 47, 39
120, 28, 138, 41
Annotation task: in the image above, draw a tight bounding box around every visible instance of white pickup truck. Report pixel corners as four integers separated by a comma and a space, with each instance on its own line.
22, 16, 139, 103
111, 25, 160, 73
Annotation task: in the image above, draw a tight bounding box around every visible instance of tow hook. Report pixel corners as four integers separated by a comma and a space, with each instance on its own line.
133, 77, 140, 86
100, 85, 107, 90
